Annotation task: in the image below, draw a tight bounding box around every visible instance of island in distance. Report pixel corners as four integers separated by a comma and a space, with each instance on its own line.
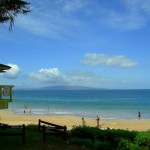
17, 85, 106, 90
38, 85, 103, 90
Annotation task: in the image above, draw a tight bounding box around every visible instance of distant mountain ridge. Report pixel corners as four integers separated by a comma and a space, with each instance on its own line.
38, 85, 100, 90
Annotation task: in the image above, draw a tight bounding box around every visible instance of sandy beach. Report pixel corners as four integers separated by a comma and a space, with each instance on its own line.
0, 110, 150, 131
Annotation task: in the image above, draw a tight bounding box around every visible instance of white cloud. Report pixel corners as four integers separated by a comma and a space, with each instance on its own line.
16, 16, 54, 37
59, 0, 90, 12
68, 71, 100, 83
29, 68, 69, 84
16, 0, 91, 37
68, 71, 114, 87
103, 0, 150, 30
105, 11, 146, 30
1, 64, 21, 79
10, 0, 150, 35
125, 0, 150, 14
28, 67, 114, 87
81, 53, 138, 68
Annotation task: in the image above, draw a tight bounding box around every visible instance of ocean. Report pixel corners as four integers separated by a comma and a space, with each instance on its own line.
9, 89, 150, 120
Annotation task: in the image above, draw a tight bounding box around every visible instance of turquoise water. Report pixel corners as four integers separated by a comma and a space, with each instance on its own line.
9, 89, 150, 119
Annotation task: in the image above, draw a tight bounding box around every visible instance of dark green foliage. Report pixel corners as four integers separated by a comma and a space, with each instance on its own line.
0, 0, 30, 30
0, 125, 150, 150
129, 143, 142, 150
97, 129, 137, 147
118, 139, 131, 150
118, 139, 142, 150
71, 126, 100, 141
71, 137, 94, 148
25, 124, 42, 141
94, 141, 111, 150
71, 126, 138, 149
0, 124, 89, 150
135, 131, 150, 147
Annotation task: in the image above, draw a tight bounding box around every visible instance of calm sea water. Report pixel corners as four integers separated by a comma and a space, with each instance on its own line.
9, 89, 150, 120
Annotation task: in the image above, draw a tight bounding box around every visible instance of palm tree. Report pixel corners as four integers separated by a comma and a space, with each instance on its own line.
0, 0, 30, 30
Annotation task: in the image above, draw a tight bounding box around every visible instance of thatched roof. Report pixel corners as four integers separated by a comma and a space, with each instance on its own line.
0, 64, 11, 73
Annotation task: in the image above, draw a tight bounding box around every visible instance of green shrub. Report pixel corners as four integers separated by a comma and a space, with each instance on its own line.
129, 143, 142, 150
118, 139, 130, 150
71, 137, 94, 148
94, 141, 111, 150
118, 139, 142, 150
104, 129, 137, 141
96, 129, 137, 148
71, 126, 99, 141
135, 131, 150, 147
70, 126, 138, 149
26, 124, 38, 131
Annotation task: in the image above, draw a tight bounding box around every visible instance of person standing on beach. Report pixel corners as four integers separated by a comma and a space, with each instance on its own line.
82, 117, 86, 126
138, 111, 141, 120
12, 107, 15, 113
28, 109, 32, 115
96, 115, 100, 128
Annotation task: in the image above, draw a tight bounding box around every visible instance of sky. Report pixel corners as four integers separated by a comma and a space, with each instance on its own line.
1, 0, 150, 89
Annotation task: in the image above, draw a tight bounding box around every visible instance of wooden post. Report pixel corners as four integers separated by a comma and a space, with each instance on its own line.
22, 124, 25, 144
0, 86, 2, 100
38, 119, 41, 131
43, 125, 46, 142
64, 126, 67, 141
96, 115, 100, 128
10, 86, 13, 102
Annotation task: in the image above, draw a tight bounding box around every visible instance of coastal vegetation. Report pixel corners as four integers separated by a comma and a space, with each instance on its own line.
71, 126, 150, 150
0, 125, 150, 150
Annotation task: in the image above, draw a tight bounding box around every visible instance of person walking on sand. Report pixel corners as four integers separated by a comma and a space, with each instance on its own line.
96, 115, 100, 128
82, 117, 86, 126
138, 111, 141, 120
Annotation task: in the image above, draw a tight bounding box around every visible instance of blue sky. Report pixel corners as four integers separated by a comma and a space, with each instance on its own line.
1, 0, 150, 89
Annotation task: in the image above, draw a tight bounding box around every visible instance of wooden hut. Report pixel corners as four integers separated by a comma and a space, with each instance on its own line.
0, 64, 14, 109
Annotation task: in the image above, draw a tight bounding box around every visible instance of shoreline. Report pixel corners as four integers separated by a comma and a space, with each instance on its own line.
0, 110, 150, 131
8, 108, 147, 120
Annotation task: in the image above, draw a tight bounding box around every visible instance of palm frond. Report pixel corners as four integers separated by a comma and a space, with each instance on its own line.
0, 0, 30, 30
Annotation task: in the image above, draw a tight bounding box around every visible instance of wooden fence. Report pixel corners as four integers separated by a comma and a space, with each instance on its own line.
38, 119, 67, 141
0, 123, 25, 144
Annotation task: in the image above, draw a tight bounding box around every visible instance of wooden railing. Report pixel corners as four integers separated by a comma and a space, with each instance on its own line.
38, 119, 67, 141
0, 123, 25, 144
